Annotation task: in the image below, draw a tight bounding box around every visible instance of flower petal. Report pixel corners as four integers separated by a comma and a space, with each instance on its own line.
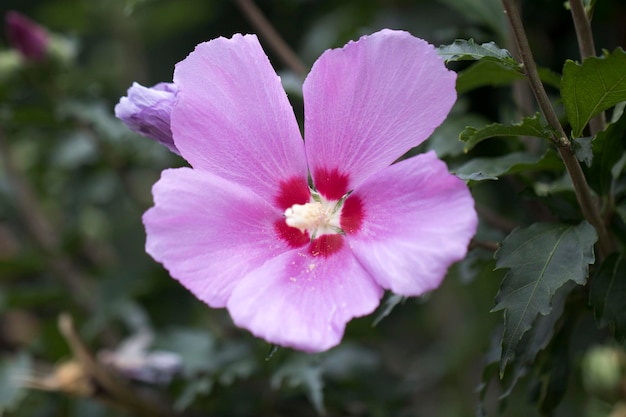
115, 82, 179, 154
143, 167, 290, 308
227, 245, 383, 352
303, 29, 457, 193
346, 152, 477, 296
171, 34, 307, 203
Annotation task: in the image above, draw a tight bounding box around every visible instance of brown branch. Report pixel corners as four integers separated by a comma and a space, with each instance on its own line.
234, 0, 308, 76
501, 0, 614, 258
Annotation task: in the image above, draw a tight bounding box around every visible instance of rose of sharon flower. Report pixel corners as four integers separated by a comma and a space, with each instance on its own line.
115, 82, 179, 155
123, 29, 478, 352
5, 11, 49, 62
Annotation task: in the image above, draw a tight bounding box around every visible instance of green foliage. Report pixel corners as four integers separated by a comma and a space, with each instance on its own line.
460, 113, 552, 151
456, 60, 525, 93
453, 150, 562, 183
586, 110, 626, 196
437, 39, 519, 69
562, 48, 626, 137
590, 254, 626, 343
492, 222, 597, 376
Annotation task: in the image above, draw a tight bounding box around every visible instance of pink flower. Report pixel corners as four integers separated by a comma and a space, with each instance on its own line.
5, 11, 49, 62
115, 82, 179, 154
141, 30, 477, 352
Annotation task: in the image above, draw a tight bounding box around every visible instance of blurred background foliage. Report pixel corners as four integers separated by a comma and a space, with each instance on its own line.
0, 0, 625, 416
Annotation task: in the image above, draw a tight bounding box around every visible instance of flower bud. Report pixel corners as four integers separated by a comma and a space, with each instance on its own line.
5, 11, 49, 62
115, 82, 179, 154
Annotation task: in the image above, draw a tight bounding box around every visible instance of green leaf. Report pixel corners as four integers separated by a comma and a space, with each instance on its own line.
456, 60, 525, 93
453, 150, 562, 183
271, 355, 325, 414
589, 254, 626, 343
492, 221, 597, 376
460, 113, 552, 151
587, 110, 626, 196
0, 352, 32, 414
437, 39, 519, 69
500, 282, 572, 398
562, 48, 626, 137
427, 113, 490, 157
372, 294, 405, 326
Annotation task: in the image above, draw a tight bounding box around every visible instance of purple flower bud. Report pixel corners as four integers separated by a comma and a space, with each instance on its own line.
5, 11, 49, 62
115, 82, 179, 155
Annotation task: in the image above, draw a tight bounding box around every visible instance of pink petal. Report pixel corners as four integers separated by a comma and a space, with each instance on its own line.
143, 167, 290, 308
227, 245, 383, 352
303, 29, 457, 194
171, 34, 308, 203
346, 152, 477, 296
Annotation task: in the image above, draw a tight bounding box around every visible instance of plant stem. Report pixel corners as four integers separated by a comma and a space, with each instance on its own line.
501, 0, 613, 258
568, 0, 606, 134
235, 0, 308, 77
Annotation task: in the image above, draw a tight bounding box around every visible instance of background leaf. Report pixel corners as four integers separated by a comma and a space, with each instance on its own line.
453, 150, 562, 183
562, 48, 626, 137
492, 222, 597, 375
460, 113, 552, 151
586, 110, 626, 196
456, 60, 525, 93
589, 254, 626, 343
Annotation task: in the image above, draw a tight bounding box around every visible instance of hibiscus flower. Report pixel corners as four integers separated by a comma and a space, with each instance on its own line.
116, 29, 477, 352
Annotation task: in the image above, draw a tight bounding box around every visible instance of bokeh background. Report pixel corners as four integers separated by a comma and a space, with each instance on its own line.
1, 1, 625, 416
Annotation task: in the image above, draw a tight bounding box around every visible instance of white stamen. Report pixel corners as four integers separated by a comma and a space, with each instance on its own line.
284, 199, 342, 237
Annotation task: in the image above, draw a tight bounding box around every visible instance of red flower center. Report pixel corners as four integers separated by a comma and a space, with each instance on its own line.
274, 172, 364, 257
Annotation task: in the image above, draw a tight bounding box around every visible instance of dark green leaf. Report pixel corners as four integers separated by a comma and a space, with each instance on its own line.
590, 254, 626, 343
500, 282, 572, 398
587, 110, 626, 196
428, 113, 490, 157
453, 150, 562, 183
460, 113, 552, 151
437, 39, 519, 69
562, 48, 626, 137
493, 221, 597, 376
456, 60, 525, 93
537, 66, 562, 90
271, 355, 325, 415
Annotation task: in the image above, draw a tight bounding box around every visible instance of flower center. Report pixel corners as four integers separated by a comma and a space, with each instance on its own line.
284, 196, 343, 239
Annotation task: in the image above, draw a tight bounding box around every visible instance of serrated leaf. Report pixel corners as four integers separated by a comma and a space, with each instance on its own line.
460, 113, 552, 151
500, 282, 572, 398
453, 150, 562, 183
492, 221, 597, 376
589, 254, 626, 343
562, 48, 626, 137
456, 60, 525, 93
587, 110, 626, 196
437, 39, 519, 69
